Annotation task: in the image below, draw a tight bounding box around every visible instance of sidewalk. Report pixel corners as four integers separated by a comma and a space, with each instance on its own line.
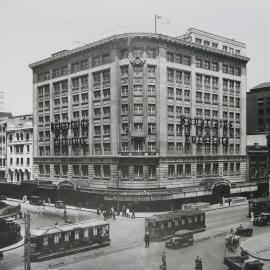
5, 197, 248, 218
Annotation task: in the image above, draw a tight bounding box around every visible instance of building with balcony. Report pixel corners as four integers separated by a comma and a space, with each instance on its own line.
247, 82, 270, 135
6, 114, 33, 183
29, 29, 253, 210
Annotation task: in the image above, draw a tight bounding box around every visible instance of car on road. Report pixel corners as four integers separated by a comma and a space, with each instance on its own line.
4, 217, 15, 224
253, 212, 270, 226
55, 200, 65, 209
0, 194, 6, 200
224, 256, 264, 270
235, 225, 253, 237
165, 230, 194, 249
29, 196, 44, 206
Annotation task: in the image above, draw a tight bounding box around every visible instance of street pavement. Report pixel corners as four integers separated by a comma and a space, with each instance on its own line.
1, 201, 269, 270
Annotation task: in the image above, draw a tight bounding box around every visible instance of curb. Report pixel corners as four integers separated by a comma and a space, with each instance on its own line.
5, 198, 247, 219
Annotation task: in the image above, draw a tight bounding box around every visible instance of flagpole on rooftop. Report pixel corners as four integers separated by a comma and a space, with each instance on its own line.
154, 14, 157, 34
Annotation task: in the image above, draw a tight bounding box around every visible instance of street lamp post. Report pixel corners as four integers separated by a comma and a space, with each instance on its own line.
24, 211, 31, 270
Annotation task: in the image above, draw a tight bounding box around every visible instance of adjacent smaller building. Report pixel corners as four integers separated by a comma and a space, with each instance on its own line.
247, 134, 269, 196
247, 82, 270, 135
0, 112, 13, 181
6, 114, 33, 183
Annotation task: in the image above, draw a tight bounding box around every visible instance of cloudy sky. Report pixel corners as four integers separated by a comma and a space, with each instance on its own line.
0, 0, 269, 115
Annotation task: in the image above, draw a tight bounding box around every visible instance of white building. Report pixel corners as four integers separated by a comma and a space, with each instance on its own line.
6, 114, 33, 183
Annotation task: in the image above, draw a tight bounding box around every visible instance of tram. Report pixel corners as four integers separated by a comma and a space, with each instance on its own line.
0, 218, 21, 248
248, 197, 270, 217
30, 220, 110, 261
145, 209, 206, 241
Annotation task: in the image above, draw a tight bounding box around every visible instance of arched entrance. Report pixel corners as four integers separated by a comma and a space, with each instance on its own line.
25, 170, 30, 181
57, 180, 77, 205
212, 179, 231, 203
8, 169, 13, 182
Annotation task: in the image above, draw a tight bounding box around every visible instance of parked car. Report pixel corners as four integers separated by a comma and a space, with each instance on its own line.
29, 196, 44, 206
4, 217, 15, 224
235, 225, 253, 237
0, 194, 6, 200
165, 230, 194, 249
253, 212, 270, 226
55, 200, 65, 209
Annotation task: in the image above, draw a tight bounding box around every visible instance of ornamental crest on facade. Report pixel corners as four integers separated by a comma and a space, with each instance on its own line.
129, 56, 145, 66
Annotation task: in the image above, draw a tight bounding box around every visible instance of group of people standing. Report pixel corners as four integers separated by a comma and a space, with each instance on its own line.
97, 205, 136, 220
195, 256, 203, 270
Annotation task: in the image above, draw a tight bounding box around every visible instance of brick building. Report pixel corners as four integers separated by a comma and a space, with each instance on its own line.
29, 29, 255, 210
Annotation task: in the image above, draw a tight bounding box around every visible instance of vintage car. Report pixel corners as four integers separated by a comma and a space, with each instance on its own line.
253, 212, 270, 226
235, 225, 253, 237
165, 230, 194, 249
0, 194, 6, 200
224, 256, 264, 270
29, 196, 44, 206
55, 200, 65, 209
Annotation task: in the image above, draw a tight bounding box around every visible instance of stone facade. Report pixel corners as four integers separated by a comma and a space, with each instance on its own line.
6, 115, 33, 183
30, 30, 250, 204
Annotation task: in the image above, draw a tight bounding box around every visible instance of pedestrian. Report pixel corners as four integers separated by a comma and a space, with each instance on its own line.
220, 196, 223, 206
103, 211, 106, 221
112, 211, 116, 220
144, 232, 150, 248
126, 208, 130, 218
228, 198, 231, 207
251, 211, 254, 223
160, 251, 166, 269
97, 208, 100, 216
199, 257, 203, 270
131, 209, 135, 219
195, 256, 200, 269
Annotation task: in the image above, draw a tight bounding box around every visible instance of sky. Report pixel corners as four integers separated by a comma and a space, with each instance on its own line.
0, 0, 269, 115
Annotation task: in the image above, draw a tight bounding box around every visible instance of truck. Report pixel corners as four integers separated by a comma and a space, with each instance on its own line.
224, 256, 264, 270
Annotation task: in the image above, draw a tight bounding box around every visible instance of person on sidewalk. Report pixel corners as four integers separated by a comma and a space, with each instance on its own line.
195, 256, 200, 269
199, 257, 203, 270
220, 196, 224, 206
228, 198, 232, 207
144, 232, 150, 248
112, 211, 116, 220
160, 251, 166, 269
131, 209, 135, 219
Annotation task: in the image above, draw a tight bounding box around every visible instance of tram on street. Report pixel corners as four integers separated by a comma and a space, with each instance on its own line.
248, 197, 270, 217
30, 220, 110, 261
145, 208, 206, 241
0, 218, 21, 248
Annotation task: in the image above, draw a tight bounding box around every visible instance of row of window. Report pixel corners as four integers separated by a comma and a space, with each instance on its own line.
8, 133, 31, 142
120, 65, 156, 78
166, 51, 191, 65
9, 157, 30, 166
194, 38, 241, 55
167, 69, 191, 84
195, 58, 219, 71
168, 162, 241, 177
9, 145, 30, 154
167, 143, 240, 155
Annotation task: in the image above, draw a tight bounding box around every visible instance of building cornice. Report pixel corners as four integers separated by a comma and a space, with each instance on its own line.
29, 32, 250, 69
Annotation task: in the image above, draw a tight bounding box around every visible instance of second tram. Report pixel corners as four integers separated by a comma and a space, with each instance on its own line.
145, 209, 205, 241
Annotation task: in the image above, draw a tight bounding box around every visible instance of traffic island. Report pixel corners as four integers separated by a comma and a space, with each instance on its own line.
241, 233, 270, 263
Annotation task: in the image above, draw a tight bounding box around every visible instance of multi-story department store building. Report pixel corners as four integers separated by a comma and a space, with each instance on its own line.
29, 28, 256, 210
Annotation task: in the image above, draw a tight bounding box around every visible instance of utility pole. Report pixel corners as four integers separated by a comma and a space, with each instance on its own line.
24, 211, 31, 270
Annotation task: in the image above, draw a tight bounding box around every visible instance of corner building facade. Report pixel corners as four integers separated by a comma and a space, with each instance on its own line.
30, 29, 253, 210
